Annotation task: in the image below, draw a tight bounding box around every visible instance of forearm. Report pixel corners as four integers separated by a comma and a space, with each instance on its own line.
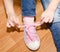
4, 0, 15, 15
46, 0, 60, 13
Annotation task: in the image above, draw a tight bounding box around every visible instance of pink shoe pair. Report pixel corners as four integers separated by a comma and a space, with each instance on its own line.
24, 24, 40, 50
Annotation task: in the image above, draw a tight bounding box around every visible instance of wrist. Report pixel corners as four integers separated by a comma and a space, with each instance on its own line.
6, 12, 16, 18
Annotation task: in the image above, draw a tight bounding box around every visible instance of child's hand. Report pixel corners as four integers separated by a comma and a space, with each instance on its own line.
40, 9, 54, 24
7, 14, 20, 28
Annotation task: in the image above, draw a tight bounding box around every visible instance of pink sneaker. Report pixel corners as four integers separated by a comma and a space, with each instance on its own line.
24, 24, 40, 50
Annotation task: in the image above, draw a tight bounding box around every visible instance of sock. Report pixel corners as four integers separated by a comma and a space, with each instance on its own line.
23, 16, 34, 24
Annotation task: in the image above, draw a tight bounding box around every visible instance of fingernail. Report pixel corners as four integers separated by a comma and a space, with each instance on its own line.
18, 25, 20, 28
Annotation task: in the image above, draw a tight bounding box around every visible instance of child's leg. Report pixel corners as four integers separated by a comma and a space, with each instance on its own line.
22, 0, 36, 16
4, 0, 20, 28
42, 0, 60, 51
50, 22, 60, 52
22, 0, 36, 24
22, 0, 40, 50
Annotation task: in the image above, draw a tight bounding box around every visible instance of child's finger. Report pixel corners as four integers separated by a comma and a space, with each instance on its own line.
17, 25, 20, 28
40, 16, 44, 21
15, 22, 20, 28
40, 18, 44, 25
44, 17, 49, 23
49, 17, 53, 23
7, 22, 11, 28
14, 18, 20, 28
9, 20, 14, 27
40, 15, 45, 24
16, 23, 20, 28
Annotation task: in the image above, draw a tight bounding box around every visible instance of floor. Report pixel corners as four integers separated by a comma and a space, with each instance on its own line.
0, 0, 57, 52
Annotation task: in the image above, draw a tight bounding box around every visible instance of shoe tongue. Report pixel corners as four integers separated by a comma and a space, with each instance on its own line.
29, 26, 35, 32
28, 25, 36, 34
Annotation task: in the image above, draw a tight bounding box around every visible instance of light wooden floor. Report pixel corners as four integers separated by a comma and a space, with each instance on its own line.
0, 0, 57, 52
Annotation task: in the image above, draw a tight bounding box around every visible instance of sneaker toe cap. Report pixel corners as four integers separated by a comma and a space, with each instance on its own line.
26, 41, 40, 50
